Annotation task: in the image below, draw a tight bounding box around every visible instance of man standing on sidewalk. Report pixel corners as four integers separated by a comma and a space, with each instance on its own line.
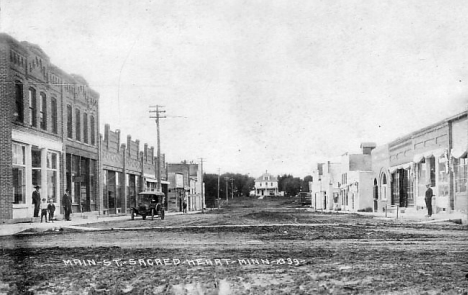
32, 186, 41, 217
62, 189, 72, 221
425, 183, 434, 217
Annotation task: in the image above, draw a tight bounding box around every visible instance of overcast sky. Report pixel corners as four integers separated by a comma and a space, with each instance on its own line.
2, 0, 468, 177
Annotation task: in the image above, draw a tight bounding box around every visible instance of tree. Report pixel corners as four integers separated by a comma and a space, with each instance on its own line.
277, 174, 302, 196
203, 172, 255, 207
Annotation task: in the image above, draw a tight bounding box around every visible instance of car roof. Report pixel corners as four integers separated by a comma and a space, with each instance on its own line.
138, 191, 165, 196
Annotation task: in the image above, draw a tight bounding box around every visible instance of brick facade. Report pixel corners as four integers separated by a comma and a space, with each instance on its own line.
101, 124, 168, 215
0, 33, 100, 220
0, 41, 13, 220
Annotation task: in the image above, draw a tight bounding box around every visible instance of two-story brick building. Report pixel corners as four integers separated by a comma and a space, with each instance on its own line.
0, 33, 99, 220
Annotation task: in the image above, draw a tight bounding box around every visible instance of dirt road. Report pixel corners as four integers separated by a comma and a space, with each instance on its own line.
1, 197, 467, 294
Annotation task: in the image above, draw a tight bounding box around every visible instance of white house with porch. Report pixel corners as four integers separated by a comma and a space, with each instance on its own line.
254, 172, 278, 197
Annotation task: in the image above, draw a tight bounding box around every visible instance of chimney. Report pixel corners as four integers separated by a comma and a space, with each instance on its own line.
360, 142, 377, 155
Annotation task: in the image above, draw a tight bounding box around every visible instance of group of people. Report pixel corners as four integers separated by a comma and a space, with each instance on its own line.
32, 186, 73, 222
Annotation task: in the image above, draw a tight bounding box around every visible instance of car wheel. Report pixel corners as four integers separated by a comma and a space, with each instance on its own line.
142, 214, 146, 220
131, 209, 135, 220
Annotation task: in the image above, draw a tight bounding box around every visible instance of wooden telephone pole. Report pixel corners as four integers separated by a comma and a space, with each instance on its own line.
149, 105, 165, 192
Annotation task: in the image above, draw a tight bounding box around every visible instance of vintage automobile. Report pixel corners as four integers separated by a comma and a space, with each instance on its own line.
131, 191, 165, 220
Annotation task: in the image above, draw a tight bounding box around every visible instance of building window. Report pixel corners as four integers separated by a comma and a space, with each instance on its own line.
75, 109, 81, 141
116, 172, 122, 209
107, 171, 116, 211
83, 113, 88, 144
381, 174, 387, 201
127, 174, 136, 209
31, 146, 42, 189
51, 98, 58, 134
29, 88, 37, 127
454, 158, 467, 193
90, 160, 97, 209
71, 155, 80, 204
103, 170, 108, 210
12, 143, 26, 204
14, 81, 24, 123
67, 105, 73, 138
40, 92, 47, 130
90, 116, 95, 145
66, 154, 72, 201
47, 151, 58, 203
438, 159, 449, 203
428, 157, 436, 187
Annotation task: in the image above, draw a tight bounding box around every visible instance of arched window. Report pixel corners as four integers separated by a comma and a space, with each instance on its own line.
83, 113, 88, 144
90, 116, 95, 146
40, 92, 47, 130
75, 109, 81, 141
51, 98, 58, 134
381, 173, 387, 200
14, 81, 24, 123
29, 88, 37, 127
67, 105, 73, 138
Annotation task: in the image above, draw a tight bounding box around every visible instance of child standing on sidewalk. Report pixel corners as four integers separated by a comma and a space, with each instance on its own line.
40, 198, 48, 223
47, 199, 56, 223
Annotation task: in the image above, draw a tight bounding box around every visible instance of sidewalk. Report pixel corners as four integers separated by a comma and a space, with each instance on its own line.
372, 211, 467, 224
0, 210, 198, 237
306, 207, 467, 224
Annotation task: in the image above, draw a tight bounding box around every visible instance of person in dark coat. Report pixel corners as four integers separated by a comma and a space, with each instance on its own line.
425, 183, 434, 217
47, 198, 56, 223
32, 186, 41, 217
62, 189, 72, 221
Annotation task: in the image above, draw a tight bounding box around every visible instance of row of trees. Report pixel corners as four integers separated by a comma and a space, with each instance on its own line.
203, 172, 312, 207
203, 173, 255, 208
277, 174, 313, 197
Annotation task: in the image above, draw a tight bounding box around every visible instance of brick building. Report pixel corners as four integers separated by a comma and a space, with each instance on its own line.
0, 33, 99, 220
101, 124, 168, 215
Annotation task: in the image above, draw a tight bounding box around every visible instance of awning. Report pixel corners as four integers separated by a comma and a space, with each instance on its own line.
413, 148, 446, 163
413, 154, 424, 163
451, 148, 468, 159
389, 162, 413, 174
145, 178, 170, 184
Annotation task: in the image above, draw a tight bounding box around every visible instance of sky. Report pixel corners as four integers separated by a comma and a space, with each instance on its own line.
2, 0, 468, 177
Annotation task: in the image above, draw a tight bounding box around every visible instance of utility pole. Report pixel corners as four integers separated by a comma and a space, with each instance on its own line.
149, 105, 165, 193
231, 178, 234, 199
217, 168, 220, 209
224, 176, 229, 203
199, 157, 205, 213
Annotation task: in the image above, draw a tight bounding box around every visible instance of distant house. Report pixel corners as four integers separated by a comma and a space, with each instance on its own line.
254, 172, 278, 197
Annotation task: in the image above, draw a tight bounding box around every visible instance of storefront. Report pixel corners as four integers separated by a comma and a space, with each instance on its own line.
389, 162, 414, 208
12, 130, 62, 219
413, 149, 448, 213
102, 169, 123, 214
65, 151, 98, 213
452, 151, 467, 213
